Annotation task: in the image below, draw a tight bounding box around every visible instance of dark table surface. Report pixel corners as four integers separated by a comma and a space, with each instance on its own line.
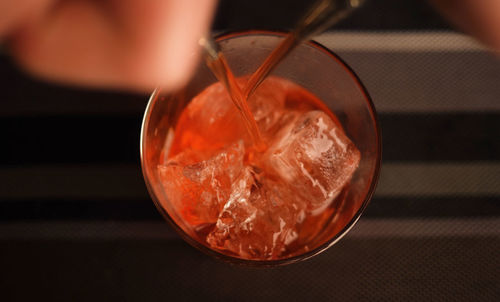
1, 1, 499, 301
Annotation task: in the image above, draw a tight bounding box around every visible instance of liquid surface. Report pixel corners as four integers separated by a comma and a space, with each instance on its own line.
159, 76, 360, 260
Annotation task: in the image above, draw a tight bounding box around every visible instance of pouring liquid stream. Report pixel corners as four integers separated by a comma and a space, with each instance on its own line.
199, 37, 266, 151
200, 0, 365, 151
243, 0, 365, 98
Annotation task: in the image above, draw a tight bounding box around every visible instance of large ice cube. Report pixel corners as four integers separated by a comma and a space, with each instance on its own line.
263, 110, 360, 214
158, 141, 245, 226
206, 168, 306, 260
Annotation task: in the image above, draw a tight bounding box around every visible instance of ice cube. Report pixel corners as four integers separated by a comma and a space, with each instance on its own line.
206, 168, 306, 260
263, 110, 360, 214
158, 141, 245, 226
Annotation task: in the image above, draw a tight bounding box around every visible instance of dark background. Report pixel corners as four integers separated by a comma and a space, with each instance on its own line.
1, 0, 499, 301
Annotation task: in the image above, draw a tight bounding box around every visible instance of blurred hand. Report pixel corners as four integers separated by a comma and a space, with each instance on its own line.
2, 0, 499, 93
1, 0, 217, 91
430, 0, 500, 52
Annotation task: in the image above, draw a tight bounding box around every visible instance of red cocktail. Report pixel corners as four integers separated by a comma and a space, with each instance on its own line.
141, 31, 380, 266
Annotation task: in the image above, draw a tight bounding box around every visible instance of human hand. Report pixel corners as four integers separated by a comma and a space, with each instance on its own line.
430, 0, 500, 52
1, 0, 217, 91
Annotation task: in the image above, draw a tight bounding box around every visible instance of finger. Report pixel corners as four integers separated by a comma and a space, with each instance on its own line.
8, 0, 217, 91
0, 0, 52, 38
430, 0, 500, 51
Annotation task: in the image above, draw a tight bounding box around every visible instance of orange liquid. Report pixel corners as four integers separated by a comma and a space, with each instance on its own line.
168, 76, 342, 160
160, 75, 360, 260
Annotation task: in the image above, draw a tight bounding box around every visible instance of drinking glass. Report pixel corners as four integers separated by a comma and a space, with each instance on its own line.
140, 31, 381, 266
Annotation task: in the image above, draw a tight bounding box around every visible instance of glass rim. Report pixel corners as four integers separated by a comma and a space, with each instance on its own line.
140, 30, 382, 267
